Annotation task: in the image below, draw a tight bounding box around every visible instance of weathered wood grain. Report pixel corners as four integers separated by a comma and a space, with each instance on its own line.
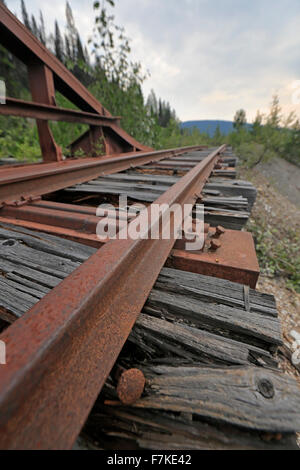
147, 289, 282, 348
0, 223, 96, 321
130, 314, 277, 367
83, 406, 298, 450
158, 268, 277, 316
133, 366, 300, 432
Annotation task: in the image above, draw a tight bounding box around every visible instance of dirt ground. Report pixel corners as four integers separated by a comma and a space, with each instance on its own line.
258, 157, 300, 208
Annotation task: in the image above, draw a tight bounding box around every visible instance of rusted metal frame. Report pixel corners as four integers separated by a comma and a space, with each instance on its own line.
0, 3, 151, 154
27, 62, 63, 162
0, 98, 120, 126
0, 145, 206, 205
0, 3, 110, 116
0, 145, 226, 450
69, 124, 132, 157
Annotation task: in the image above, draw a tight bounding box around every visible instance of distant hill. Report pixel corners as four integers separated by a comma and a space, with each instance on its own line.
181, 120, 251, 137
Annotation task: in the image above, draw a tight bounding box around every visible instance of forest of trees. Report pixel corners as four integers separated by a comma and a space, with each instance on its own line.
230, 96, 300, 167
0, 0, 300, 168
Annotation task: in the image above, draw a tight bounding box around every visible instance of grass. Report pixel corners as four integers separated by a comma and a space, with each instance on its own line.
240, 165, 300, 293
247, 218, 300, 293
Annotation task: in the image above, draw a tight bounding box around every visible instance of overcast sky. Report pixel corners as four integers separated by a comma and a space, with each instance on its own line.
6, 0, 300, 122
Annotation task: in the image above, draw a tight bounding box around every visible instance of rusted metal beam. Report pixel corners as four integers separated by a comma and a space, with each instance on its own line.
32, 200, 131, 221
0, 215, 102, 248
27, 63, 63, 162
0, 3, 151, 154
0, 199, 135, 248
0, 204, 104, 235
170, 229, 260, 288
0, 145, 226, 450
0, 3, 110, 116
0, 146, 207, 205
0, 98, 121, 127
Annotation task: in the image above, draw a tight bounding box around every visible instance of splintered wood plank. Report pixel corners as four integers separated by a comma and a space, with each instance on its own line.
205, 179, 257, 210
147, 289, 282, 348
0, 223, 96, 322
0, 223, 95, 262
158, 268, 278, 316
133, 366, 300, 432
130, 314, 277, 367
0, 244, 79, 277
84, 406, 298, 450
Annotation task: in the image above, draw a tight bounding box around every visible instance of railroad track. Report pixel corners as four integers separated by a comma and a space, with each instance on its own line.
0, 3, 299, 450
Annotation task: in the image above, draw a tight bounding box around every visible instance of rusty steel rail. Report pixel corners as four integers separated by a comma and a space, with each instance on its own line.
0, 145, 206, 205
0, 145, 226, 450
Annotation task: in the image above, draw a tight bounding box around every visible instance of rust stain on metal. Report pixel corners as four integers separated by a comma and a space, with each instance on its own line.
117, 369, 145, 405
210, 239, 222, 251
0, 145, 226, 449
215, 226, 226, 236
167, 229, 260, 288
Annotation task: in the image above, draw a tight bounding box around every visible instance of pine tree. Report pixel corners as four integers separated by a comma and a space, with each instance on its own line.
146, 90, 158, 116
65, 1, 77, 61
267, 95, 281, 128
39, 11, 46, 46
76, 33, 85, 63
54, 21, 64, 63
252, 111, 263, 138
65, 35, 72, 62
31, 14, 38, 37
233, 109, 247, 131
21, 0, 31, 31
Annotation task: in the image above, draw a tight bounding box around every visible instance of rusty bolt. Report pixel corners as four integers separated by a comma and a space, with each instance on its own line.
117, 368, 145, 405
214, 163, 223, 170
261, 433, 273, 443
257, 378, 275, 399
210, 239, 221, 251
261, 432, 282, 443
216, 226, 226, 236
213, 226, 226, 238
